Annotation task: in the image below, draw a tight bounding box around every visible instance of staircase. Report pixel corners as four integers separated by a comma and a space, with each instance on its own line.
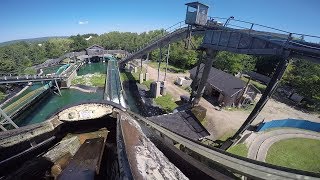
119, 21, 206, 64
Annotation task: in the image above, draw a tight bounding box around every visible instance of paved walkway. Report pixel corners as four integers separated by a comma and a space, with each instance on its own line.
246, 129, 320, 161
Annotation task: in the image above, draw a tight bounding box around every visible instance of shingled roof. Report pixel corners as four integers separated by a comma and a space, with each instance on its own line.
148, 110, 210, 140
190, 64, 245, 97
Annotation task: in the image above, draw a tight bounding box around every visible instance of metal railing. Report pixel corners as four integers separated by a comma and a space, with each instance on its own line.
208, 16, 320, 49
125, 21, 187, 58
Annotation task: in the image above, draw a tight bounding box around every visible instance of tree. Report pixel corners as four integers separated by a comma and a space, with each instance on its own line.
69, 34, 88, 51
213, 51, 256, 75
283, 59, 320, 101
255, 56, 281, 77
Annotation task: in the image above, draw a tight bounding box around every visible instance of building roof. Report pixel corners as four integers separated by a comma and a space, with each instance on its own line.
189, 64, 245, 97
86, 44, 105, 50
185, 2, 209, 8
148, 110, 210, 140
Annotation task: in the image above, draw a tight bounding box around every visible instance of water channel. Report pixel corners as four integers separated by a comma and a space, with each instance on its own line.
11, 60, 139, 127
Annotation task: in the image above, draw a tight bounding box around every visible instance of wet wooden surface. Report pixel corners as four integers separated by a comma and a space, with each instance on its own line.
58, 137, 105, 180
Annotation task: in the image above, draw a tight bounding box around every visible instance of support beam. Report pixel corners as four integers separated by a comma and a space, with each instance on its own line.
0, 108, 18, 131
230, 51, 291, 142
157, 46, 162, 82
139, 57, 144, 83
145, 53, 149, 81
192, 49, 218, 105
189, 50, 204, 103
164, 44, 170, 82
54, 79, 62, 96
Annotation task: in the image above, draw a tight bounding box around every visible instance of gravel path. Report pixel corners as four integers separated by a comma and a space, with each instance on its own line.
247, 129, 320, 161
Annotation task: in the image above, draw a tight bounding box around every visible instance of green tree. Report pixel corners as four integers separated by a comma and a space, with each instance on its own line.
283, 59, 320, 101
213, 51, 256, 75
69, 35, 88, 51
255, 56, 281, 77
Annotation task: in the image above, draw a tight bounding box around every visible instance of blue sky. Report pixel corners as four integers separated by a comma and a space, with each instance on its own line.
1, 0, 319, 42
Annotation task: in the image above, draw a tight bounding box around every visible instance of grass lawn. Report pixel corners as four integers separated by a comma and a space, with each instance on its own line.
72, 73, 106, 87
141, 80, 153, 90
0, 91, 6, 101
227, 143, 248, 157
148, 61, 186, 73
218, 129, 237, 141
154, 93, 178, 113
120, 71, 142, 82
266, 138, 320, 173
241, 76, 266, 93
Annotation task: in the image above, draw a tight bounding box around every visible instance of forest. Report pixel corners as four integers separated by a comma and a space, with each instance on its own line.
0, 31, 319, 111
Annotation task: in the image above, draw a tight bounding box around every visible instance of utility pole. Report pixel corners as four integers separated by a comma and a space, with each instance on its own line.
164, 44, 170, 82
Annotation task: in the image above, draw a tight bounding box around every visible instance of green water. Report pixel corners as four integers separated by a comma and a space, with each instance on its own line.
16, 89, 103, 126
14, 62, 108, 126
11, 60, 139, 127
77, 61, 108, 75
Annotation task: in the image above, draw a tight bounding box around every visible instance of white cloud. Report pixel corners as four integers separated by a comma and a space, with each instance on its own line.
78, 21, 89, 25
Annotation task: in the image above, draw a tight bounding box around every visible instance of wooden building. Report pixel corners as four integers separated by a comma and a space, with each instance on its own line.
190, 64, 260, 107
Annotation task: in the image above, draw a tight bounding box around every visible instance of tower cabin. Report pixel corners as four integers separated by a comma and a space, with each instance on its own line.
185, 2, 209, 26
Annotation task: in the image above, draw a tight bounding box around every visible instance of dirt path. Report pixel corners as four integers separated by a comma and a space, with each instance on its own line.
143, 63, 320, 140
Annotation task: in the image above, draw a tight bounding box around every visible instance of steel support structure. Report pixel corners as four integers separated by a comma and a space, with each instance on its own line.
54, 79, 62, 96
164, 44, 171, 81
146, 53, 149, 73
192, 49, 218, 105
189, 50, 204, 104
229, 51, 291, 143
157, 45, 162, 82
0, 108, 18, 131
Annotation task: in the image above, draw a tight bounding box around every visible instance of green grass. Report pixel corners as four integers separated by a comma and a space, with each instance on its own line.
120, 72, 139, 82
0, 91, 6, 101
24, 67, 37, 75
154, 93, 178, 113
141, 80, 153, 90
72, 73, 106, 87
227, 143, 248, 157
218, 129, 236, 141
266, 138, 320, 173
148, 61, 186, 73
225, 103, 256, 112
241, 76, 266, 93
62, 58, 71, 64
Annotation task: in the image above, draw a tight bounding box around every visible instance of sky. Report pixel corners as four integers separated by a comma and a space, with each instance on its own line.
1, 0, 319, 42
